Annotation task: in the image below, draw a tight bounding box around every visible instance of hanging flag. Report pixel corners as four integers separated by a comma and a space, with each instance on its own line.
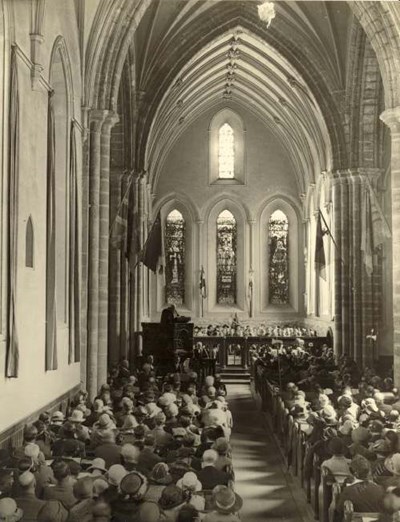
141, 211, 163, 272
361, 184, 375, 276
110, 172, 132, 250
200, 266, 207, 299
315, 211, 327, 281
6, 46, 20, 378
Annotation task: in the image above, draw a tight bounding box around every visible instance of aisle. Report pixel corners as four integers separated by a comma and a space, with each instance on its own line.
227, 384, 312, 522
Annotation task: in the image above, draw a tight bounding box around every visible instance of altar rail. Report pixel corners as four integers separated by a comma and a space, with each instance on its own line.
195, 335, 328, 369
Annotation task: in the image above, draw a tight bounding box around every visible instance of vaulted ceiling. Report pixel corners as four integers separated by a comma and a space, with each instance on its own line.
126, 1, 360, 190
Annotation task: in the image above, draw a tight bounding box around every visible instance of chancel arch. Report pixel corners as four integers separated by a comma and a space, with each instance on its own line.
259, 197, 302, 314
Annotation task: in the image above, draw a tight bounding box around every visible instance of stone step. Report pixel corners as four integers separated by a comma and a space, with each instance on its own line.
222, 377, 251, 384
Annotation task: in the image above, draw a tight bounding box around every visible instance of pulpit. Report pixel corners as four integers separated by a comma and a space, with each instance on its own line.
141, 322, 194, 359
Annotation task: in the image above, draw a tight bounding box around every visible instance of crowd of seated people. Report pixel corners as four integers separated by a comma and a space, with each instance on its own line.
0, 360, 241, 522
253, 343, 400, 521
194, 317, 318, 338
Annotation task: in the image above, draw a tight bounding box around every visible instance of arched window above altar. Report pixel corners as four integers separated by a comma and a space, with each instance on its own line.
216, 209, 237, 305
218, 123, 235, 179
165, 209, 185, 305
268, 209, 289, 304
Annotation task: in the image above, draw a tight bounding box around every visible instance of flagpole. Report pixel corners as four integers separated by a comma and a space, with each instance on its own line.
319, 209, 346, 268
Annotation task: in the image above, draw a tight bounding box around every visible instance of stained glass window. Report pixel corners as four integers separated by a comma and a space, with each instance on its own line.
217, 210, 237, 305
269, 210, 289, 304
218, 123, 235, 179
165, 209, 185, 305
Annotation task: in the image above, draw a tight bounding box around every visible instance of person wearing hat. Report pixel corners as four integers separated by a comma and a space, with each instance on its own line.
197, 450, 230, 491
91, 414, 117, 448
379, 453, 400, 489
0, 498, 23, 522
67, 410, 90, 444
334, 455, 385, 522
120, 444, 141, 472
158, 484, 186, 522
43, 461, 77, 510
87, 458, 108, 477
103, 465, 127, 504
203, 485, 243, 522
13, 471, 49, 521
176, 472, 205, 512
84, 400, 105, 428
68, 477, 95, 522
94, 429, 122, 469
111, 471, 160, 522
49, 412, 65, 436
151, 412, 173, 449
137, 435, 162, 476
212, 438, 232, 474
23, 443, 55, 498
52, 421, 86, 458
145, 463, 172, 503
349, 426, 376, 461
32, 420, 53, 459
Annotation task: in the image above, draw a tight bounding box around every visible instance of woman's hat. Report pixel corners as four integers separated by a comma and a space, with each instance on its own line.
120, 472, 148, 499
95, 414, 115, 430
213, 485, 243, 513
51, 411, 65, 424
158, 485, 184, 510
0, 498, 23, 521
149, 462, 172, 485
69, 410, 85, 423
176, 472, 202, 492
87, 458, 107, 474
106, 465, 128, 487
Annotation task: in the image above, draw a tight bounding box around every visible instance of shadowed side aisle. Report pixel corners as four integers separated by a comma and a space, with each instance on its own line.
227, 383, 313, 522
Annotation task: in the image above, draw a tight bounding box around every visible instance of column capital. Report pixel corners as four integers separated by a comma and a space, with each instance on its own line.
380, 107, 400, 132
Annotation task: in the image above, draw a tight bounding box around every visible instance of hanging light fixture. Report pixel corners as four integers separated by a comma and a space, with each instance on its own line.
258, 1, 276, 28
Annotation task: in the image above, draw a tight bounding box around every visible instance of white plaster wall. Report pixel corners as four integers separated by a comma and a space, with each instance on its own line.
0, 0, 82, 432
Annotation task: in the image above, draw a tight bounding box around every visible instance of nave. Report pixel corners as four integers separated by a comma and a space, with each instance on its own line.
229, 384, 312, 522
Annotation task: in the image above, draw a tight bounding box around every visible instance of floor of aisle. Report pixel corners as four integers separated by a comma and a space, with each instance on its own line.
227, 384, 313, 522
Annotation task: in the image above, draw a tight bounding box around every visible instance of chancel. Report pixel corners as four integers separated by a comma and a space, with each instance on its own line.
1, 1, 400, 521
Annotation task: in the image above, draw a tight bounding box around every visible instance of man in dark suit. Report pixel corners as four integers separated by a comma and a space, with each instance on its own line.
160, 305, 179, 326
196, 449, 230, 490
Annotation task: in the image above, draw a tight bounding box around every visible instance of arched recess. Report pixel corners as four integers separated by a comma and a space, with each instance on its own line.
49, 36, 73, 325
209, 108, 246, 185
259, 197, 302, 314
25, 216, 34, 269
152, 198, 194, 316
205, 198, 247, 315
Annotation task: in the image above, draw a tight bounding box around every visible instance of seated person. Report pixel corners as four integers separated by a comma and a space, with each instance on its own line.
321, 437, 351, 484
334, 455, 385, 522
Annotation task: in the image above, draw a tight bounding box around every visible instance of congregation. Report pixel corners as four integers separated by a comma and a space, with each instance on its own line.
0, 360, 240, 522
253, 343, 400, 521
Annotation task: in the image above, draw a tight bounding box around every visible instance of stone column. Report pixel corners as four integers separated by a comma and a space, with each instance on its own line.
98, 112, 119, 387
197, 219, 204, 317
87, 110, 106, 399
380, 107, 400, 384
248, 219, 256, 317
331, 172, 343, 357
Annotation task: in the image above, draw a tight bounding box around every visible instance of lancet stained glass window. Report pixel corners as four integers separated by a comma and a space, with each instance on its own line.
217, 210, 237, 304
269, 210, 289, 304
165, 209, 185, 305
218, 123, 235, 179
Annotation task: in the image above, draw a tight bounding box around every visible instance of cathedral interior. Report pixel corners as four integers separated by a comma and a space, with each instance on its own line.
1, 1, 400, 521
